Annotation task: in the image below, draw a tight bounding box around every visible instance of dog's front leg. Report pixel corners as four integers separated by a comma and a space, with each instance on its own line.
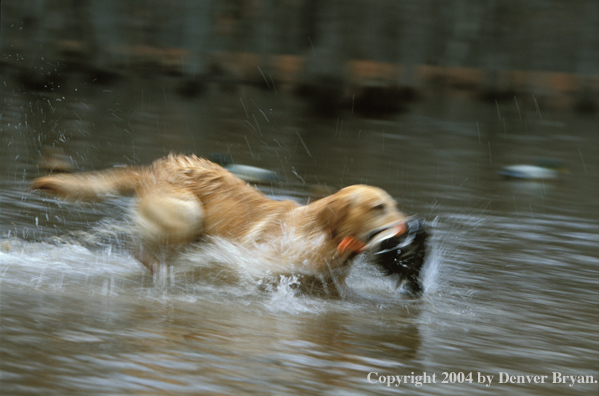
134, 250, 162, 273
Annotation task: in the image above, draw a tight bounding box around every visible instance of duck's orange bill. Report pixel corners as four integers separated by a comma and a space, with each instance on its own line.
394, 221, 407, 236
337, 236, 367, 256
337, 222, 407, 256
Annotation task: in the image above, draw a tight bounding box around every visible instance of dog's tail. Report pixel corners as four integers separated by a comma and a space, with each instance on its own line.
31, 166, 143, 201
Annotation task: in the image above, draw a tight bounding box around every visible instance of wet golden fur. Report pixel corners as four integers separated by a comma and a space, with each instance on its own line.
31, 154, 408, 282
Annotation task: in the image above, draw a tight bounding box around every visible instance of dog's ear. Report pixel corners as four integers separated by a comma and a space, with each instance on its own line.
317, 196, 352, 239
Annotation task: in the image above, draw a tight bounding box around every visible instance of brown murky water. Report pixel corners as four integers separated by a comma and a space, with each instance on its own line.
1, 74, 598, 395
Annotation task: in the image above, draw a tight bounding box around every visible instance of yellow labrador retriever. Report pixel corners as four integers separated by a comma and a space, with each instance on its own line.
31, 154, 409, 283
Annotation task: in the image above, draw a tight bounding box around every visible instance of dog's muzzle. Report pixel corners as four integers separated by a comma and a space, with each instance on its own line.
371, 218, 429, 297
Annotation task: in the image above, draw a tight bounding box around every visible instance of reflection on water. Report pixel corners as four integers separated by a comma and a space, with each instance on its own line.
1, 74, 598, 395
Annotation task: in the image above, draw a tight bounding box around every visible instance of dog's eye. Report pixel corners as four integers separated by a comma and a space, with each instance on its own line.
372, 203, 386, 211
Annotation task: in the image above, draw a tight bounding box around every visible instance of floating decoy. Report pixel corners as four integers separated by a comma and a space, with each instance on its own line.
498, 159, 565, 180
207, 153, 283, 184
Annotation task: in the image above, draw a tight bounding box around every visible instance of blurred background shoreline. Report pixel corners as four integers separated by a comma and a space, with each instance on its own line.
2, 0, 598, 114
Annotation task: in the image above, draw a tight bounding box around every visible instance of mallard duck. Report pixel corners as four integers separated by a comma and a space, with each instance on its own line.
498, 159, 565, 180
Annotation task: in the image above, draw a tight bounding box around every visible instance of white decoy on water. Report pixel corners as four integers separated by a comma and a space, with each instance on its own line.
498, 159, 565, 180
208, 153, 283, 184
207, 153, 333, 204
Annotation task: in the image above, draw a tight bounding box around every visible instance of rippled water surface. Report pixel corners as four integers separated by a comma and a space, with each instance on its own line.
1, 75, 598, 395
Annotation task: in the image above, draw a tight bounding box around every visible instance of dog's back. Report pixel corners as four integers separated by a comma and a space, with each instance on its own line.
30, 155, 298, 267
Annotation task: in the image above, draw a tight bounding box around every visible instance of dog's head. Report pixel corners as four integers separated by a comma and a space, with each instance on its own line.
317, 184, 420, 268
317, 185, 429, 296
318, 185, 407, 246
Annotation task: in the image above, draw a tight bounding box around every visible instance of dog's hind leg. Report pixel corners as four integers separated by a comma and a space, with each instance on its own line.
131, 188, 204, 271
